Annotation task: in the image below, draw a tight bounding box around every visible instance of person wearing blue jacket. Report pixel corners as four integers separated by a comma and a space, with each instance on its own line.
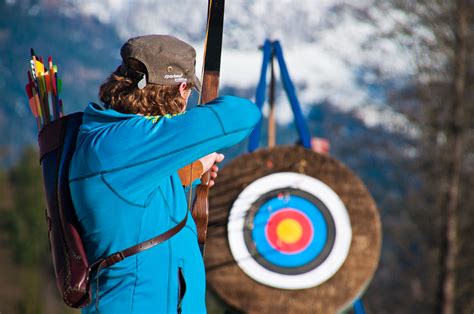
69, 35, 261, 313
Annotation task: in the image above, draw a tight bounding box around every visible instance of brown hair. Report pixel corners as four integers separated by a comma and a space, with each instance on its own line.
99, 60, 194, 116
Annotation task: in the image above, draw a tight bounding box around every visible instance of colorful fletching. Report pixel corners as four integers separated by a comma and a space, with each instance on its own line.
25, 49, 64, 129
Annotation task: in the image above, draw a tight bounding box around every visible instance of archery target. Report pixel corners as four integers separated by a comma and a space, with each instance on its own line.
206, 146, 381, 314
228, 172, 351, 289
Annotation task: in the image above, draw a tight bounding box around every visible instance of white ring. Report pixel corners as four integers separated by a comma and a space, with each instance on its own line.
227, 172, 352, 290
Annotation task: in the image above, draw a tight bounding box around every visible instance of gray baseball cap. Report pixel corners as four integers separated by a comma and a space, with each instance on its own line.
120, 34, 201, 91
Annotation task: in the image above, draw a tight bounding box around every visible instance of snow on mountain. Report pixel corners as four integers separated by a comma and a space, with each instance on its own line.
66, 0, 416, 136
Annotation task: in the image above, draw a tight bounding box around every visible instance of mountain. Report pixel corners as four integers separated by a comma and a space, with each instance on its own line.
69, 0, 416, 131
0, 0, 123, 165
0, 0, 417, 161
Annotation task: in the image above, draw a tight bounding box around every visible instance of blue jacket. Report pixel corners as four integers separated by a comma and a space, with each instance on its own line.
69, 96, 261, 313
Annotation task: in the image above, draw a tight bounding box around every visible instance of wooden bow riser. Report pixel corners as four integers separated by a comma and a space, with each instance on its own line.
200, 71, 220, 103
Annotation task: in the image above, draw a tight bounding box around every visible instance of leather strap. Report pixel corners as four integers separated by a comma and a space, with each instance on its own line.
90, 213, 188, 312
89, 212, 188, 271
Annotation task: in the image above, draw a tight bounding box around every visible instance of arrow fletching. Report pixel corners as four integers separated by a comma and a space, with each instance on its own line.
35, 60, 45, 76
25, 83, 38, 117
57, 78, 62, 94
26, 49, 64, 126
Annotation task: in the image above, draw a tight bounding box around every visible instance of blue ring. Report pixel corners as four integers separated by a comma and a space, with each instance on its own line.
251, 195, 328, 268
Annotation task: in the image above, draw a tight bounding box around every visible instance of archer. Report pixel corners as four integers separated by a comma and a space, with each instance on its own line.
69, 35, 260, 313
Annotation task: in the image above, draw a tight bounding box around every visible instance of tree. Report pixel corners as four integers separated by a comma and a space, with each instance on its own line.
3, 147, 49, 313
374, 0, 473, 313
6, 147, 48, 266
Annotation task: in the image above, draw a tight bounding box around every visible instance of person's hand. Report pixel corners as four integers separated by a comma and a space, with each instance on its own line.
199, 153, 225, 187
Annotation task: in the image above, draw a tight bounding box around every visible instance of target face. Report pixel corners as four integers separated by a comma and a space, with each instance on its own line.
228, 172, 351, 289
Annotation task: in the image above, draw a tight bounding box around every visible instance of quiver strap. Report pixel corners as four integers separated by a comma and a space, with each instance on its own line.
39, 113, 91, 307
91, 214, 188, 270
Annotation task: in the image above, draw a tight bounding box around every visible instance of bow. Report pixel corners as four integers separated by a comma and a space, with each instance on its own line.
192, 0, 225, 256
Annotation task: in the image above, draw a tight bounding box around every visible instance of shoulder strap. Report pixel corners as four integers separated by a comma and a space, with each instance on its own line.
90, 212, 188, 271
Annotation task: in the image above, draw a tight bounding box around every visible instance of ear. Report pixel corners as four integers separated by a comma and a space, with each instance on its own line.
179, 82, 188, 98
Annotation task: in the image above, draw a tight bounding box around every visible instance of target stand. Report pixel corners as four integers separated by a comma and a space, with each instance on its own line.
206, 146, 381, 313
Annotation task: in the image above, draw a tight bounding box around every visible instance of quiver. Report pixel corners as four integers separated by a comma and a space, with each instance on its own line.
38, 112, 93, 307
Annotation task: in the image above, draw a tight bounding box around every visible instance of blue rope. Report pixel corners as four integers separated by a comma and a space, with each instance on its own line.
248, 39, 272, 152
273, 41, 312, 149
248, 40, 312, 152
353, 298, 367, 314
